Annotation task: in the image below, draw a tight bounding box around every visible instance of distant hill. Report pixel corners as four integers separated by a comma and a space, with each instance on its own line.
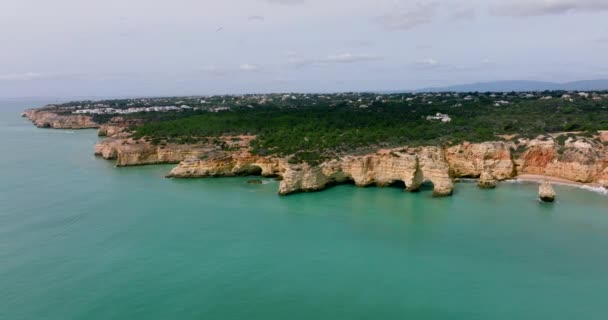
415, 79, 608, 92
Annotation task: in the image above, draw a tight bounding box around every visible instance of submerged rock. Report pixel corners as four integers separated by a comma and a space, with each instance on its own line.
247, 179, 263, 184
539, 182, 556, 203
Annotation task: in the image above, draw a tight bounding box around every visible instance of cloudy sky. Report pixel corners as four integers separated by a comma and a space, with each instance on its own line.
1, 0, 607, 98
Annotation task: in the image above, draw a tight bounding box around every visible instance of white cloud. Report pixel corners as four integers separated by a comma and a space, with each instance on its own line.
0, 72, 75, 81
450, 7, 477, 20
260, 0, 306, 5
491, 0, 608, 16
290, 53, 382, 67
318, 53, 381, 64
239, 63, 260, 71
248, 15, 265, 21
418, 58, 440, 66
376, 2, 439, 30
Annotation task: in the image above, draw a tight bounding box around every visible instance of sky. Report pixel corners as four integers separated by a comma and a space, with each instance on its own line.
1, 0, 608, 98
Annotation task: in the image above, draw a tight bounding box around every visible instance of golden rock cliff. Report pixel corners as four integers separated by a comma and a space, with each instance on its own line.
165, 136, 608, 196
22, 109, 99, 129
518, 136, 608, 183
94, 137, 213, 166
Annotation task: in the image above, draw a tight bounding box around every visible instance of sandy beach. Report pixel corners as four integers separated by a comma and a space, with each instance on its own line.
511, 174, 603, 188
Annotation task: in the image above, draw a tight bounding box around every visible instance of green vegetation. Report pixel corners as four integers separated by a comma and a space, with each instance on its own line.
128, 93, 608, 163
45, 91, 608, 164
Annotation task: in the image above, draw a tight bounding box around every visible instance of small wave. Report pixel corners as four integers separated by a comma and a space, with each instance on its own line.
503, 179, 607, 196
502, 179, 526, 185
47, 130, 75, 134
580, 185, 608, 196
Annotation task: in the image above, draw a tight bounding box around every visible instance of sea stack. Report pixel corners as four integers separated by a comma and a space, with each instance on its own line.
539, 182, 556, 203
478, 171, 497, 189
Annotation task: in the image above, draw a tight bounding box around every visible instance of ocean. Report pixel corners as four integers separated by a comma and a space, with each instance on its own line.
2, 101, 608, 320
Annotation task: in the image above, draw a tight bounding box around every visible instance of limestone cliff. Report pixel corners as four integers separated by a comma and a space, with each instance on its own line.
445, 141, 515, 181
166, 152, 284, 178
517, 136, 608, 183
22, 109, 99, 129
165, 135, 608, 196
168, 147, 454, 197
97, 117, 143, 137
94, 137, 212, 167
95, 135, 257, 167
22, 107, 608, 196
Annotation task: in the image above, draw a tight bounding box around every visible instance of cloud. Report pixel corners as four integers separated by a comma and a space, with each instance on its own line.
260, 0, 306, 5
290, 53, 382, 67
491, 0, 608, 17
318, 53, 381, 64
411, 58, 441, 69
597, 30, 608, 44
376, 2, 439, 30
199, 65, 230, 76
239, 63, 260, 71
344, 40, 375, 48
247, 15, 265, 21
198, 63, 263, 76
450, 7, 477, 20
0, 72, 78, 81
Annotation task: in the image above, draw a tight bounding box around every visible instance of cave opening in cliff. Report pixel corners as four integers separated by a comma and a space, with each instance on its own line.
387, 180, 407, 189
323, 179, 356, 191
241, 165, 263, 176
419, 181, 435, 192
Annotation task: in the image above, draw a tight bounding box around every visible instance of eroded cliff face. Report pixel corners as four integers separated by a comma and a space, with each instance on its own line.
94, 137, 213, 166
22, 109, 99, 129
164, 135, 608, 196
276, 147, 454, 196
168, 147, 454, 196
22, 106, 608, 196
94, 135, 257, 167
97, 117, 143, 137
167, 152, 284, 178
445, 141, 515, 180
97, 133, 608, 196
517, 136, 608, 183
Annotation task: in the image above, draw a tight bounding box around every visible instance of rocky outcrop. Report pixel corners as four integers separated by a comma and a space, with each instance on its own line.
22, 109, 99, 129
539, 182, 556, 202
166, 147, 454, 196
98, 124, 126, 137
108, 135, 608, 197
166, 152, 284, 178
88, 128, 608, 197
445, 141, 515, 180
97, 117, 142, 137
478, 171, 497, 189
518, 136, 608, 183
95, 135, 257, 167
95, 138, 213, 166
276, 147, 453, 196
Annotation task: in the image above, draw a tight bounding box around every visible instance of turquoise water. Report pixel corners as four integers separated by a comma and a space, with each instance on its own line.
2, 101, 608, 320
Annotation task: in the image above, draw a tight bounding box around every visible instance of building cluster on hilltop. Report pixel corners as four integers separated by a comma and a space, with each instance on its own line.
39, 90, 608, 117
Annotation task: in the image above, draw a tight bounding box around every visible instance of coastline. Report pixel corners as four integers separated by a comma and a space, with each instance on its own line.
22, 107, 608, 198
508, 174, 607, 195
512, 174, 601, 188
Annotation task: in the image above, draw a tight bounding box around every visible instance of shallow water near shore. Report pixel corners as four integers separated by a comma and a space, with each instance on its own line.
2, 101, 608, 320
